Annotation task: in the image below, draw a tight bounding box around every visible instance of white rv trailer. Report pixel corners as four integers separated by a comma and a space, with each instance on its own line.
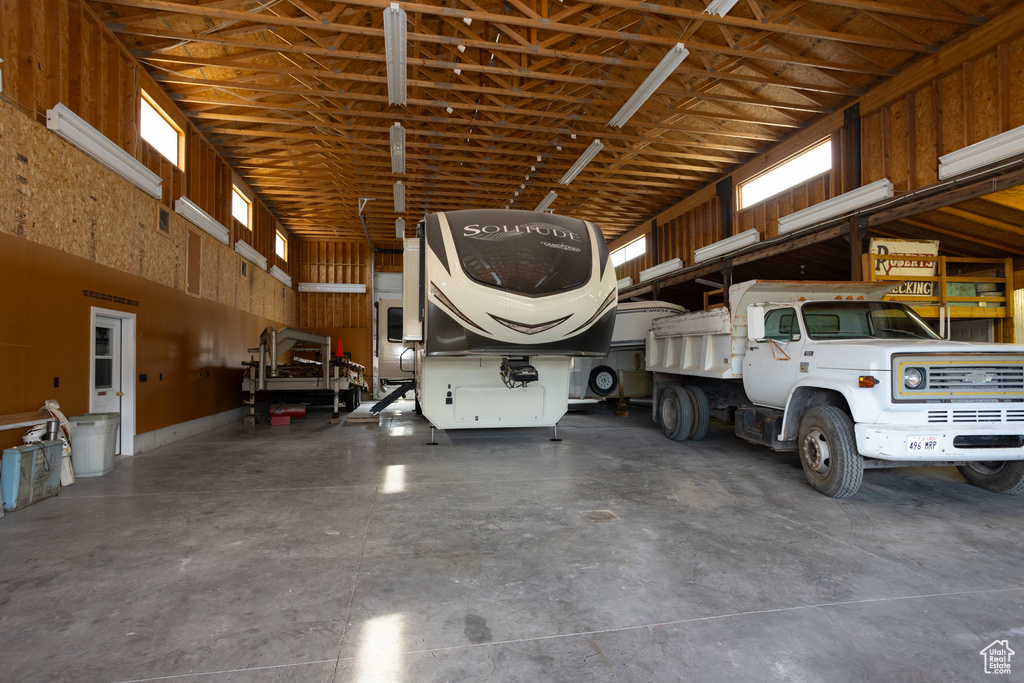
398, 209, 617, 430
569, 301, 687, 401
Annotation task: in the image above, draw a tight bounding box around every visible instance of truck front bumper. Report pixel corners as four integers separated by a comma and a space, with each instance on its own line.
855, 423, 1024, 461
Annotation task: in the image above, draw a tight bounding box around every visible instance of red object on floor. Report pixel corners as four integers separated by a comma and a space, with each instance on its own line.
271, 404, 306, 417
270, 415, 291, 426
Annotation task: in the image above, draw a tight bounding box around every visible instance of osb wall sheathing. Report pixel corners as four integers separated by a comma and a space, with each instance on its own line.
0, 99, 295, 325
0, 0, 296, 284
608, 7, 1024, 267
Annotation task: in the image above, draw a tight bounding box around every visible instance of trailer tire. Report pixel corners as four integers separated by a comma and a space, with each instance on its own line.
685, 386, 710, 441
588, 366, 618, 397
797, 406, 863, 498
345, 387, 359, 412
659, 385, 694, 442
957, 461, 1024, 494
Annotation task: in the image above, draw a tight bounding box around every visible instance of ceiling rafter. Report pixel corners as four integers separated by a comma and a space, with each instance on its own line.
86, 0, 1014, 243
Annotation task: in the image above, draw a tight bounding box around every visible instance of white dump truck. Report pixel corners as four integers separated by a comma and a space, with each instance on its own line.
646, 280, 1024, 498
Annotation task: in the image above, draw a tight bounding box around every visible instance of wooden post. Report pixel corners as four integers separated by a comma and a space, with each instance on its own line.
849, 216, 863, 281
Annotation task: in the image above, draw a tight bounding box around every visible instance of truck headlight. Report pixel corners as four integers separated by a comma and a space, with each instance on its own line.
903, 367, 924, 390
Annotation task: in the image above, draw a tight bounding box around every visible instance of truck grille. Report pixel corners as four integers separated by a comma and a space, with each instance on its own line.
927, 409, 1024, 423
926, 365, 1024, 391
892, 353, 1024, 402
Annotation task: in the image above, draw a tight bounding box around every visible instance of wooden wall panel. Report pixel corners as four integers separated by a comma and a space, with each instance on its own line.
295, 240, 374, 378
861, 33, 1024, 195
0, 0, 290, 290
610, 20, 1024, 284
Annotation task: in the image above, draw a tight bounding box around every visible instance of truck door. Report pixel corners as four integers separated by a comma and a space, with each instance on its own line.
744, 306, 805, 409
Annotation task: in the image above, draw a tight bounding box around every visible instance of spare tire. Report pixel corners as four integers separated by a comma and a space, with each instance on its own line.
588, 366, 618, 397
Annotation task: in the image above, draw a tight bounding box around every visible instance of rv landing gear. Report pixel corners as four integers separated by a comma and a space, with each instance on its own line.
427, 425, 438, 446
551, 423, 562, 442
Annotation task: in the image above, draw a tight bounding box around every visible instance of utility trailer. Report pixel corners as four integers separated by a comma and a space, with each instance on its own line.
242, 327, 367, 424
647, 280, 1024, 498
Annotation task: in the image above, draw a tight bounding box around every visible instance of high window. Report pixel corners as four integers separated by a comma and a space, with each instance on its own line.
275, 229, 288, 261
140, 91, 181, 166
610, 236, 646, 267
738, 139, 832, 210
232, 186, 251, 229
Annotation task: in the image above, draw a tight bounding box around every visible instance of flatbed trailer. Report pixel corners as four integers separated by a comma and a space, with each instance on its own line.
242, 327, 367, 424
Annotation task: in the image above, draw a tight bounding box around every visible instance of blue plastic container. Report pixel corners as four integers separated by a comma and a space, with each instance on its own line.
1, 441, 62, 511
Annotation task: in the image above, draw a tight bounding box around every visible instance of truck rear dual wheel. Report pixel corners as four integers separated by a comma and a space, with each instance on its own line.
659, 386, 694, 442
797, 406, 864, 498
957, 461, 1024, 494
659, 385, 711, 442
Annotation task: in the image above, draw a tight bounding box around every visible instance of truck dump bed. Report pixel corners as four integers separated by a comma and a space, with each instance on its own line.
645, 280, 900, 380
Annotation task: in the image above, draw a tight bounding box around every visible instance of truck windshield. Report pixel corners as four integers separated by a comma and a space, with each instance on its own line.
801, 301, 941, 340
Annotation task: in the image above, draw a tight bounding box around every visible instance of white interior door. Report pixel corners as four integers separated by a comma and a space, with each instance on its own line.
92, 315, 123, 454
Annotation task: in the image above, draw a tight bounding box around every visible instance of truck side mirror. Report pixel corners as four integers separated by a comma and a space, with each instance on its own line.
747, 305, 765, 341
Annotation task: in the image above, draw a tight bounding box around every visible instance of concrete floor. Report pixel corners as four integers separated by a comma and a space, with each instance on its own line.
1, 400, 1022, 682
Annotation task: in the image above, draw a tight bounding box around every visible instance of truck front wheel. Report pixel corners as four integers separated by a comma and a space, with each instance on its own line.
957, 461, 1024, 494
797, 406, 863, 498
659, 386, 694, 442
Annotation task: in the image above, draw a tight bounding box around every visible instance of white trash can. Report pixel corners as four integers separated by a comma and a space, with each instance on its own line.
69, 413, 120, 477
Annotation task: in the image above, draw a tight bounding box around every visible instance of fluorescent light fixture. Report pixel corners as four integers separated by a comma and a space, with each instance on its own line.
608, 44, 688, 128
693, 229, 760, 264
558, 139, 603, 185
393, 180, 405, 213
938, 124, 1024, 179
174, 197, 229, 245
640, 257, 683, 283
270, 265, 292, 288
535, 190, 558, 212
617, 276, 633, 290
383, 3, 407, 106
47, 103, 162, 198
298, 282, 367, 293
777, 178, 894, 234
704, 0, 741, 16
395, 217, 406, 239
234, 240, 268, 270
390, 122, 405, 174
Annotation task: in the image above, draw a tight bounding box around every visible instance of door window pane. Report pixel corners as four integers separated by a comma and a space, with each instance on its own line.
95, 359, 113, 388
387, 307, 403, 342
95, 327, 111, 356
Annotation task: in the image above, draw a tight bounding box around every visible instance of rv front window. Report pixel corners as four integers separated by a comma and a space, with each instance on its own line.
445, 212, 594, 297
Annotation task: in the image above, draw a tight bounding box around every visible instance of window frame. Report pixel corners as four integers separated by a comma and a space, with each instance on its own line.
737, 138, 833, 211
610, 235, 646, 267
275, 229, 288, 261
140, 90, 183, 168
232, 185, 252, 230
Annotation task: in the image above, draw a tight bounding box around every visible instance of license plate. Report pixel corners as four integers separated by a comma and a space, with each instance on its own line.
907, 436, 939, 453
